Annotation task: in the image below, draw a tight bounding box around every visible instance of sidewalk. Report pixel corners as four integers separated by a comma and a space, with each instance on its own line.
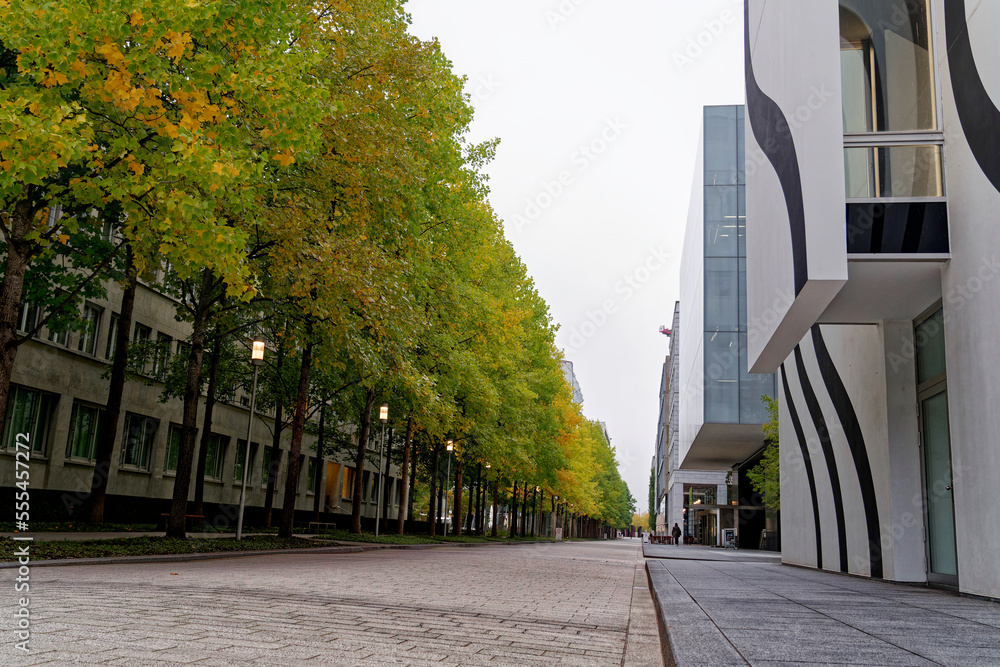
645, 547, 1000, 666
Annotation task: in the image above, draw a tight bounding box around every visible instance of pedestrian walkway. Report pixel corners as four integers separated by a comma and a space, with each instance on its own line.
646, 551, 1000, 666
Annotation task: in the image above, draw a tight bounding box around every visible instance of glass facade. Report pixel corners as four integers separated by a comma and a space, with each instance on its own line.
703, 106, 775, 424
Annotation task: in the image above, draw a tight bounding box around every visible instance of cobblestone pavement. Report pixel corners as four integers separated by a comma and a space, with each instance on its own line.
1, 539, 655, 666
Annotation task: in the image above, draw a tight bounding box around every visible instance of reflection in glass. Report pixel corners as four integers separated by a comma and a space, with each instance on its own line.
704, 106, 738, 185
705, 259, 739, 332
840, 0, 936, 132
704, 186, 739, 257
921, 391, 957, 576
705, 332, 739, 424
916, 309, 946, 384
844, 146, 942, 198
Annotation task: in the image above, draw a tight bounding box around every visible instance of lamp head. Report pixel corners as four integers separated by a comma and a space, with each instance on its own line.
379, 404, 388, 423
251, 337, 266, 366
446, 440, 453, 452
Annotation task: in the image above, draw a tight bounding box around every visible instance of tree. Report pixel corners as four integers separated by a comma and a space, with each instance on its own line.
746, 395, 780, 511
648, 466, 657, 532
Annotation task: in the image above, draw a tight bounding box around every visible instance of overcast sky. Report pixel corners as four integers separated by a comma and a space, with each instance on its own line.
406, 0, 745, 512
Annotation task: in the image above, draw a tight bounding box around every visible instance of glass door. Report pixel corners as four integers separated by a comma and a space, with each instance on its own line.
915, 309, 957, 586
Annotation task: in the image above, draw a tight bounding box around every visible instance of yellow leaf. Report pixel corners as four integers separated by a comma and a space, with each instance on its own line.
129, 161, 145, 176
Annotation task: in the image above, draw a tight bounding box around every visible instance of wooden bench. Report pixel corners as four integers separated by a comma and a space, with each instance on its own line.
159, 514, 204, 531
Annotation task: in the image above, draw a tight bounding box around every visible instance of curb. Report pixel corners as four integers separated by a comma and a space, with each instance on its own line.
0, 538, 558, 569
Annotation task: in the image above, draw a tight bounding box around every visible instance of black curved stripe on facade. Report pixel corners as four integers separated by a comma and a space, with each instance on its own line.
781, 363, 823, 570
945, 0, 1000, 193
793, 345, 848, 573
810, 326, 884, 579
744, 1, 808, 295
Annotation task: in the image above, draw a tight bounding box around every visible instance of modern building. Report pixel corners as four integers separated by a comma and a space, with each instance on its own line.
1, 275, 404, 527
664, 105, 777, 548
561, 360, 584, 405
744, 0, 1000, 598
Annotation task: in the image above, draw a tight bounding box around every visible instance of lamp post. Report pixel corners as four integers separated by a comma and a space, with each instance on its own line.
374, 404, 388, 537
236, 336, 265, 541
443, 440, 453, 535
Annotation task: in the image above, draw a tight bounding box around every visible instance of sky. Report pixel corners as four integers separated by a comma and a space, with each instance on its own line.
406, 0, 745, 512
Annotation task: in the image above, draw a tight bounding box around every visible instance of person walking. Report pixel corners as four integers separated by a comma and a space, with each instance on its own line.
671, 522, 682, 546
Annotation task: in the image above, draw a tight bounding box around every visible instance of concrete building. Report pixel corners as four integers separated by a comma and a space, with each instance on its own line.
1, 274, 404, 527
561, 360, 584, 405
666, 105, 777, 548
744, 0, 1000, 598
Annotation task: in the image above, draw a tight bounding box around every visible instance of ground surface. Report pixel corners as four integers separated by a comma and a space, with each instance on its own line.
1, 539, 658, 666
645, 544, 1000, 666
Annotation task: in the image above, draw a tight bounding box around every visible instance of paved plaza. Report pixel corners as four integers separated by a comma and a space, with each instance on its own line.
1, 539, 659, 666
645, 545, 1000, 666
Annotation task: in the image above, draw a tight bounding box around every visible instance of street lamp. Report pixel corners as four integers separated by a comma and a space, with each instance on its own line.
236, 336, 265, 541
375, 404, 388, 537
443, 440, 454, 535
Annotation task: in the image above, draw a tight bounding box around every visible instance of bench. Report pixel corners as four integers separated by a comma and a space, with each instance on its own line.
307, 521, 339, 533
159, 514, 204, 531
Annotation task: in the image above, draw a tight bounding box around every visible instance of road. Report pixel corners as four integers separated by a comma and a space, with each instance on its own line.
1, 539, 660, 666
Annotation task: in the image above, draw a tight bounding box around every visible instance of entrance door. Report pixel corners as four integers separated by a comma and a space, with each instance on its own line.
915, 309, 958, 586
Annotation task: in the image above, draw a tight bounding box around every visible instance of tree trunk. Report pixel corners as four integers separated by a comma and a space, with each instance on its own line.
167, 269, 216, 538
193, 328, 222, 518
263, 342, 285, 527
83, 248, 137, 522
312, 401, 326, 522
350, 386, 375, 534
509, 481, 518, 537
279, 341, 313, 538
396, 417, 413, 535
452, 457, 463, 537
428, 442, 440, 537
471, 463, 481, 535
0, 200, 36, 421
490, 478, 498, 537
520, 484, 528, 537
380, 425, 393, 534
407, 432, 418, 522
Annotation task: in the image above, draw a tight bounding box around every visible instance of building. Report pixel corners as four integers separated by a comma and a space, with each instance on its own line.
744, 0, 1000, 598
651, 353, 668, 536
665, 105, 777, 548
561, 360, 584, 405
1, 275, 404, 527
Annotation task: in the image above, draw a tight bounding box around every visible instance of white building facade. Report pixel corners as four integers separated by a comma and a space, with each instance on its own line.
744, 0, 1000, 597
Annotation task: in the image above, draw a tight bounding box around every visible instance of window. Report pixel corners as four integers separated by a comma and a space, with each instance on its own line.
77, 303, 103, 355
16, 301, 41, 335
130, 323, 152, 373
120, 412, 159, 470
105, 313, 120, 360
704, 332, 739, 424
369, 472, 379, 502
362, 470, 371, 501
164, 424, 183, 472
204, 433, 229, 481
262, 446, 273, 486
151, 332, 172, 377
2, 386, 57, 455
704, 259, 739, 333
306, 457, 316, 493
342, 467, 356, 500
233, 439, 258, 485
66, 401, 104, 461
47, 326, 69, 346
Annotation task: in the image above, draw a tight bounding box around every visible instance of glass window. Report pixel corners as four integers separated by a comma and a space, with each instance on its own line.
342, 467, 355, 500
164, 425, 182, 472
370, 472, 379, 501
840, 1, 936, 132
67, 401, 104, 461
152, 332, 172, 377
105, 313, 120, 360
739, 334, 776, 424
77, 303, 103, 355
47, 326, 69, 346
120, 412, 159, 470
915, 309, 946, 384
17, 300, 41, 335
704, 186, 739, 257
704, 258, 739, 332
2, 386, 57, 454
205, 433, 228, 480
704, 332, 739, 423
738, 258, 748, 332
704, 106, 738, 185
736, 107, 746, 185
262, 446, 273, 486
130, 323, 152, 373
306, 457, 317, 493
234, 439, 258, 485
737, 188, 746, 257
844, 145, 943, 198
